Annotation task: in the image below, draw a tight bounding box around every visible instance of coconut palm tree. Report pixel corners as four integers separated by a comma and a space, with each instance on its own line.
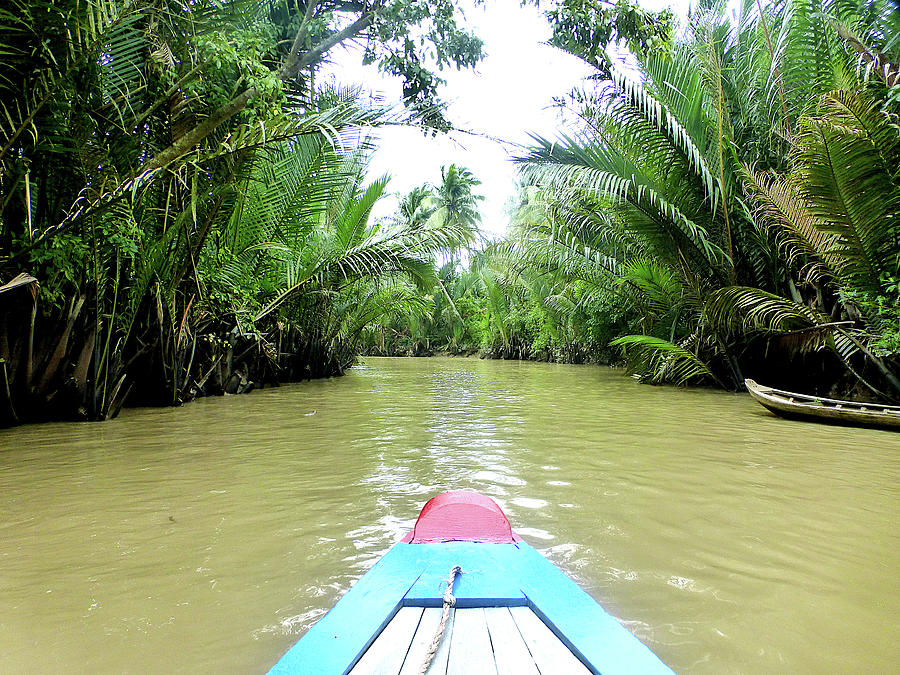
430, 164, 484, 258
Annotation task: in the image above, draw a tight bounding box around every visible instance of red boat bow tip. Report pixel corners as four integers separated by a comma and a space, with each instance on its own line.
401, 491, 521, 544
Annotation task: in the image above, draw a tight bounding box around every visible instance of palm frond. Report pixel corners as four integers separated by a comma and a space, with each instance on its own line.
610, 69, 720, 203
203, 99, 393, 163
0, 0, 153, 167
704, 284, 831, 335
519, 135, 728, 274
741, 164, 838, 282
610, 334, 718, 385
618, 258, 683, 317
795, 92, 900, 293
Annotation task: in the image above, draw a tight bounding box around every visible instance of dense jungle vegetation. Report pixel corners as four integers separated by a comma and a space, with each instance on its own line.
1, 0, 899, 426
367, 0, 900, 402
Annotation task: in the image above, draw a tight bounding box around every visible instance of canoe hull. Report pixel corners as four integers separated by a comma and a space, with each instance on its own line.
745, 379, 900, 430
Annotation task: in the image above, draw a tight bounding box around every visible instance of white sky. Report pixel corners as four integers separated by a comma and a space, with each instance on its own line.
327, 0, 693, 237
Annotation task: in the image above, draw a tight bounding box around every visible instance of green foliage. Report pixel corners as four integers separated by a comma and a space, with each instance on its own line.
540, 0, 675, 78
611, 335, 718, 386
4, 0, 900, 425
512, 0, 900, 395
193, 22, 284, 117
705, 286, 828, 337
794, 90, 900, 296
364, 0, 485, 129
0, 0, 489, 424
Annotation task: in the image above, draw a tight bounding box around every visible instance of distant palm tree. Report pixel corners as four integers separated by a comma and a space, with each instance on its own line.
398, 186, 437, 227
430, 164, 484, 259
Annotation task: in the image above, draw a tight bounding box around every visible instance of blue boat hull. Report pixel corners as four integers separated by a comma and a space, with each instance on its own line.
268, 539, 673, 674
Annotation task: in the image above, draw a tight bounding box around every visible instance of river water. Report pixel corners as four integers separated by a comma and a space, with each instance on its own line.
1, 357, 897, 673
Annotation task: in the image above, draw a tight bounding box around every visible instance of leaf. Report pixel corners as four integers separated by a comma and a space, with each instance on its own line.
610, 334, 717, 385
704, 285, 830, 336
741, 164, 838, 283
795, 92, 900, 294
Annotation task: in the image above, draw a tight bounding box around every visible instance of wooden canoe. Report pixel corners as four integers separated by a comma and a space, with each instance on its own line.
268, 491, 673, 674
745, 379, 900, 429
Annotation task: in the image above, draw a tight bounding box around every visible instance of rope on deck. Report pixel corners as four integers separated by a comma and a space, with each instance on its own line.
418, 565, 463, 675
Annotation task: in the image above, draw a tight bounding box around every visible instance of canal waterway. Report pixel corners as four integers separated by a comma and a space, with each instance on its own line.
1, 357, 897, 673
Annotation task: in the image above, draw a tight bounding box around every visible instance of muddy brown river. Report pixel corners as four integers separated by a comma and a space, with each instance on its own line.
1, 357, 897, 673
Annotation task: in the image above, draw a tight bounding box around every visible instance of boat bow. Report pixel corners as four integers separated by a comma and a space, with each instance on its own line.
268, 492, 673, 674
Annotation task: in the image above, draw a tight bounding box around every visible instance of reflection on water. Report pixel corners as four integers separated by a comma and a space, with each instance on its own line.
1, 357, 898, 673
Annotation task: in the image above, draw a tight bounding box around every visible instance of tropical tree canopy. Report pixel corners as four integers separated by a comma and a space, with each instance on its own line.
510, 0, 900, 397
0, 0, 488, 425
3, 0, 900, 428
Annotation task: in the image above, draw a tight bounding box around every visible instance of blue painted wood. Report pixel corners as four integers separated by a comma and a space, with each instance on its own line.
267, 544, 429, 675
267, 541, 674, 675
515, 542, 673, 675
403, 544, 526, 608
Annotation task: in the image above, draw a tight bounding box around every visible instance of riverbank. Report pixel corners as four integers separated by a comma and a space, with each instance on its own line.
360, 342, 614, 365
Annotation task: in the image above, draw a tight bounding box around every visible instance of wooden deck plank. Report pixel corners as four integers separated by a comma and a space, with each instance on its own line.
423, 607, 456, 675
350, 607, 425, 675
483, 607, 540, 675
398, 608, 443, 675
447, 609, 498, 675
510, 606, 592, 675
